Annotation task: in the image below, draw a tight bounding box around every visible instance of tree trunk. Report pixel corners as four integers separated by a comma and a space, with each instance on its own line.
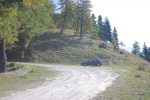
21, 50, 25, 59
0, 39, 7, 73
80, 11, 83, 39
75, 15, 80, 34
60, 0, 68, 35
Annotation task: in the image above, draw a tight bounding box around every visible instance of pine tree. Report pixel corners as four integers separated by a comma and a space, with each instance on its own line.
141, 42, 150, 61
142, 42, 148, 59
132, 41, 140, 56
104, 17, 112, 42
78, 0, 92, 39
90, 14, 98, 38
98, 15, 105, 40
59, 0, 69, 35
112, 27, 119, 50
147, 47, 150, 61
58, 0, 77, 34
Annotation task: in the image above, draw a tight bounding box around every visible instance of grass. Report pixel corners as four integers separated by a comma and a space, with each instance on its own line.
93, 65, 150, 100
0, 65, 58, 97
30, 32, 149, 65
30, 32, 150, 100
7, 30, 150, 99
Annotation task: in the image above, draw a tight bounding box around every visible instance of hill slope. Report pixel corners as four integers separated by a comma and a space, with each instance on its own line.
28, 31, 149, 67
7, 30, 150, 100
30, 31, 150, 100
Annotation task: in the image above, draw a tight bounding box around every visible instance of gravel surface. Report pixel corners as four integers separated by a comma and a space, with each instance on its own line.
0, 63, 119, 100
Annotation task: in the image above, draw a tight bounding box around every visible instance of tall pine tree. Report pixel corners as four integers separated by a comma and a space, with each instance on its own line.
104, 17, 112, 42
141, 42, 150, 61
78, 0, 92, 39
98, 15, 105, 40
112, 27, 119, 50
90, 14, 98, 38
132, 41, 140, 56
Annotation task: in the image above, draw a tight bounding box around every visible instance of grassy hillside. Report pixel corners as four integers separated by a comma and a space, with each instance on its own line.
29, 30, 149, 67
6, 30, 150, 99
29, 30, 150, 100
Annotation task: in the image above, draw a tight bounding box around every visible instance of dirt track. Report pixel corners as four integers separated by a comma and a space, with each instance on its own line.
0, 64, 119, 100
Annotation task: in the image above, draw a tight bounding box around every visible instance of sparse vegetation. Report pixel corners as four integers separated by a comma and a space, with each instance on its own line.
0, 65, 58, 97
93, 65, 150, 100
6, 63, 24, 71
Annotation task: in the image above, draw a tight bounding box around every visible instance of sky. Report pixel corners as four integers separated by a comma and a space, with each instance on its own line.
52, 0, 150, 52
90, 0, 150, 51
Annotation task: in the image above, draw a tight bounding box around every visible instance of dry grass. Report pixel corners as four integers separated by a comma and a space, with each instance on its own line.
7, 30, 150, 100
93, 66, 150, 100
0, 65, 58, 97
30, 31, 150, 67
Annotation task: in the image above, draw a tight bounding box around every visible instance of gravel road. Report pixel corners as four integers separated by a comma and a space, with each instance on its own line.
0, 64, 119, 100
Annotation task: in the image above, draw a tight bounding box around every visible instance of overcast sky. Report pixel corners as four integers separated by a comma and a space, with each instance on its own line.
53, 0, 150, 51
91, 0, 150, 51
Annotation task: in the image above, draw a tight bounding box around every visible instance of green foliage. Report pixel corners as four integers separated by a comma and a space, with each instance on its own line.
84, 14, 98, 39
0, 1, 18, 44
98, 15, 104, 39
141, 43, 150, 61
141, 43, 150, 62
58, 0, 79, 34
23, 0, 48, 8
0, 0, 55, 72
112, 27, 119, 49
16, 1, 55, 49
78, 0, 92, 38
132, 41, 141, 56
104, 17, 112, 42
7, 63, 24, 71
98, 16, 113, 43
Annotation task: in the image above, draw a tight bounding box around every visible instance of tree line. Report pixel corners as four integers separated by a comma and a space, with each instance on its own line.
0, 0, 120, 73
132, 41, 150, 62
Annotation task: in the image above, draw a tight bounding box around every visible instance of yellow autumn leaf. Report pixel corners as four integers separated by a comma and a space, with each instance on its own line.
23, 0, 46, 7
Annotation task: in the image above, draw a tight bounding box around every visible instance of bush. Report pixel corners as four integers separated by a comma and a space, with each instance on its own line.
7, 63, 24, 72
99, 43, 107, 49
120, 51, 124, 54
137, 63, 149, 72
7, 63, 15, 68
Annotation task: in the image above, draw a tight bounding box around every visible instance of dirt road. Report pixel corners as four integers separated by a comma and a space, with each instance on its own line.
0, 64, 118, 100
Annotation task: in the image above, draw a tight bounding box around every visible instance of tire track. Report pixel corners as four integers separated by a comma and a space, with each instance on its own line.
0, 64, 119, 100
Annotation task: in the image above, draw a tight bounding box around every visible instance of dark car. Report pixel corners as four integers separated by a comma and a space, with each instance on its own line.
81, 59, 102, 66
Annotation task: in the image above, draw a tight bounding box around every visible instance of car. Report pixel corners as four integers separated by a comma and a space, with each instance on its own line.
81, 59, 102, 66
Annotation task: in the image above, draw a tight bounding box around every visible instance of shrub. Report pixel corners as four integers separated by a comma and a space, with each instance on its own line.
137, 63, 149, 72
99, 43, 107, 49
7, 63, 15, 68
135, 74, 141, 78
7, 63, 24, 72
120, 51, 124, 54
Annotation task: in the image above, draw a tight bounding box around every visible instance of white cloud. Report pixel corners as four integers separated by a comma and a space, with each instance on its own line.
91, 0, 150, 51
